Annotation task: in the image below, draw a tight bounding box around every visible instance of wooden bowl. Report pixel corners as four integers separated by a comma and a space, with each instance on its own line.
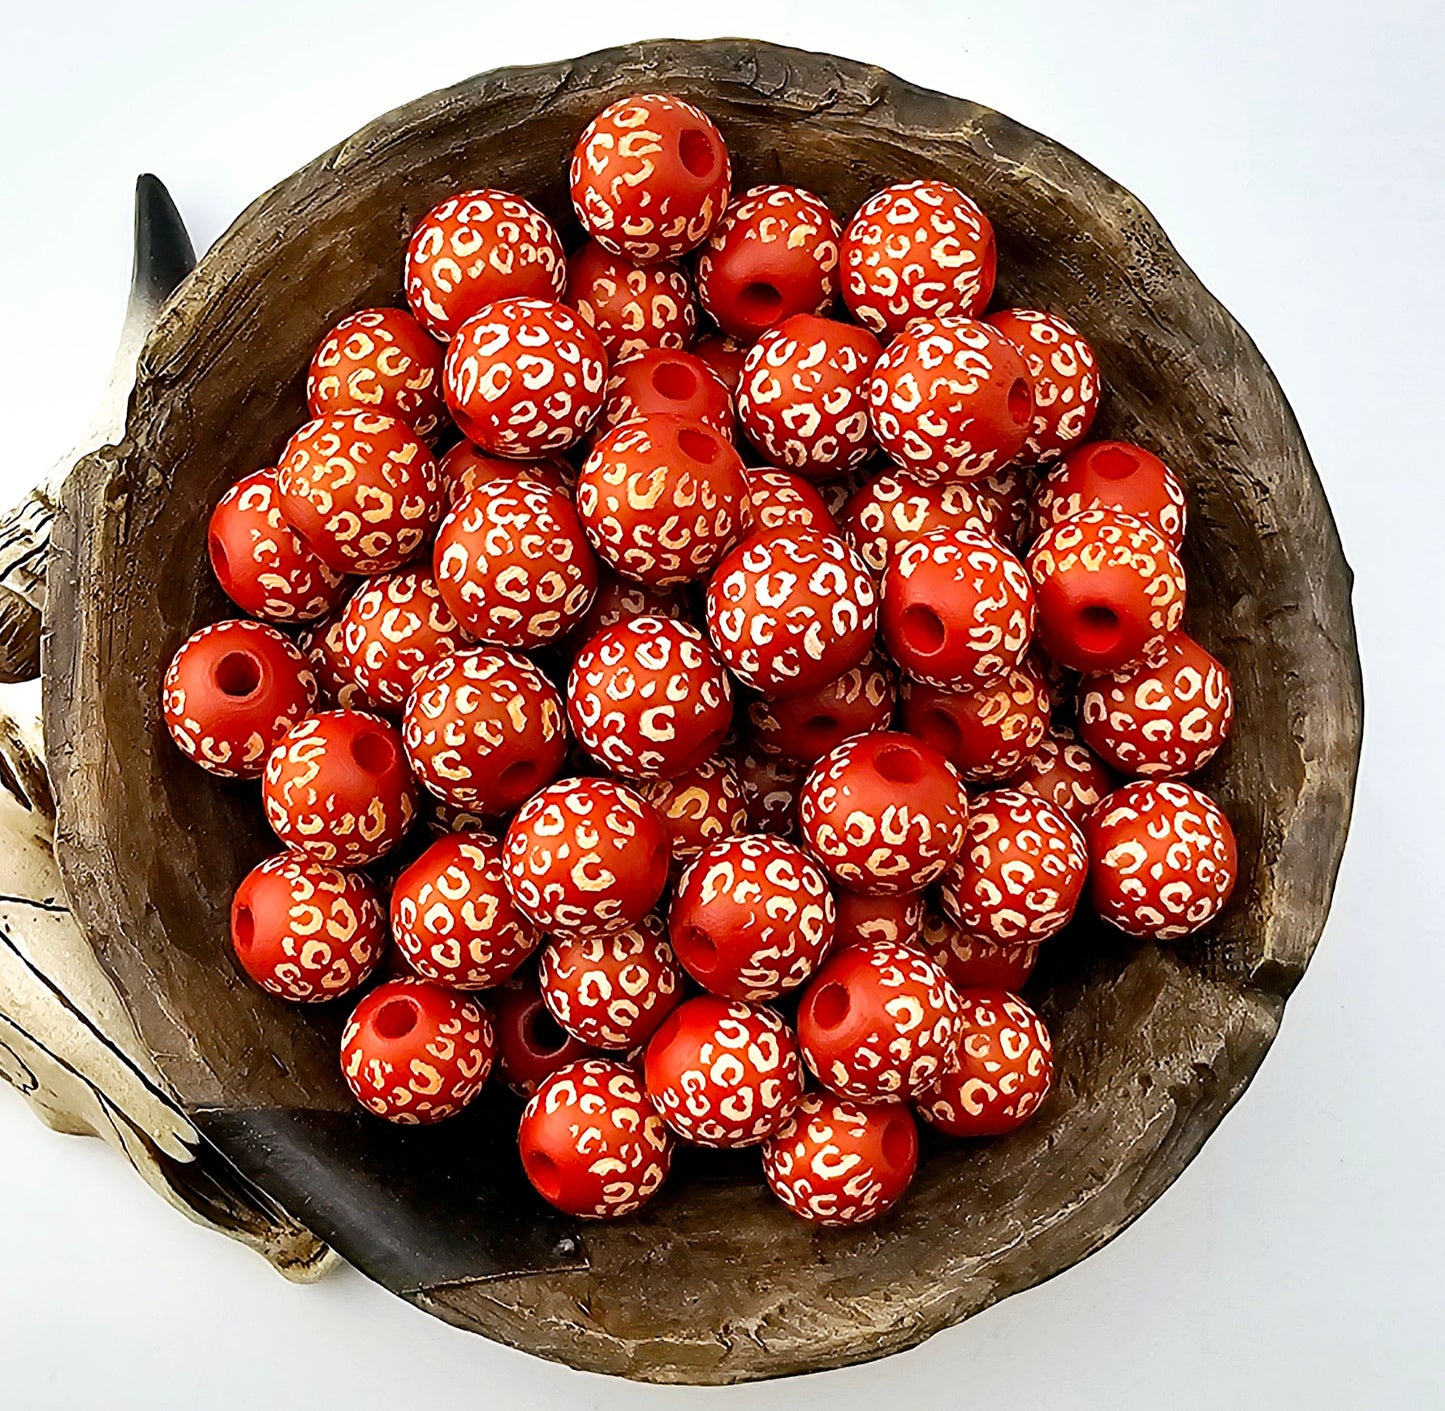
43, 38, 1362, 1384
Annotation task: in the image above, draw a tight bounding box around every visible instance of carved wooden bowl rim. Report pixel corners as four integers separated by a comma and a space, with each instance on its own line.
43, 38, 1363, 1385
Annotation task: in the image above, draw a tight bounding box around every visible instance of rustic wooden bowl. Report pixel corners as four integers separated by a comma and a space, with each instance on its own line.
43, 37, 1362, 1384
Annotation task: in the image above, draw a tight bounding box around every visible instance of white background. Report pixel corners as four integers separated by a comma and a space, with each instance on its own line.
2, 2, 1441, 1407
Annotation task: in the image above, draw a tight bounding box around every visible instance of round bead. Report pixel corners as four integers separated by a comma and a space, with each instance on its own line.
1025, 510, 1187, 673
404, 189, 566, 340
939, 789, 1088, 947
986, 309, 1099, 464
669, 834, 836, 1000
277, 411, 443, 575
900, 654, 1051, 783
539, 914, 682, 1050
796, 940, 962, 1101
208, 469, 348, 624
1013, 722, 1119, 826
519, 1058, 673, 1217
1078, 632, 1234, 778
880, 526, 1035, 690
763, 1092, 918, 1226
565, 240, 697, 359
261, 709, 416, 865
841, 180, 996, 336
577, 416, 749, 585
402, 647, 566, 814
696, 185, 842, 341
972, 463, 1032, 549
433, 479, 598, 649
1031, 441, 1188, 550
841, 471, 999, 578
390, 832, 541, 989
693, 332, 751, 396
1085, 780, 1238, 939
833, 890, 925, 951
443, 298, 607, 457
637, 757, 748, 862
567, 615, 733, 779
567, 571, 691, 650
162, 620, 318, 778
306, 306, 445, 438
569, 94, 731, 262
297, 610, 366, 709
746, 647, 897, 764
731, 748, 806, 837
492, 981, 593, 1097
436, 443, 574, 508
917, 990, 1053, 1138
503, 778, 671, 937
599, 347, 734, 438
643, 995, 804, 1147
919, 908, 1040, 992
340, 978, 494, 1124
736, 314, 881, 477
230, 853, 385, 1002
705, 531, 877, 697
868, 317, 1034, 481
742, 467, 836, 538
335, 569, 466, 715
799, 732, 968, 894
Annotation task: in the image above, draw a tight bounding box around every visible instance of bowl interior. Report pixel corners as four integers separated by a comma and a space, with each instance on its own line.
46, 38, 1361, 1384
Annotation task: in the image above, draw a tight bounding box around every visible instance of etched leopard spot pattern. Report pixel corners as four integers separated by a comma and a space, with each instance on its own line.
539, 913, 681, 1050
575, 419, 749, 586
433, 477, 598, 648
340, 978, 494, 1125
209, 469, 346, 622
988, 308, 1099, 463
938, 789, 1088, 946
338, 568, 466, 714
842, 179, 995, 335
402, 646, 565, 811
636, 757, 747, 860
842, 471, 999, 578
704, 532, 877, 695
405, 190, 565, 339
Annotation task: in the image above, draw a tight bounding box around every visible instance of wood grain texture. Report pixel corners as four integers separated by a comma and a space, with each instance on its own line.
42, 38, 1362, 1383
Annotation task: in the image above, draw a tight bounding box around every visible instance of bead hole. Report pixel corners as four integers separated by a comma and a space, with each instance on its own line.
899, 604, 947, 656
679, 925, 719, 973
811, 982, 852, 1029
1075, 604, 1123, 654
881, 1114, 915, 1169
372, 997, 419, 1040
1094, 446, 1140, 480
676, 426, 721, 464
873, 742, 924, 785
803, 713, 839, 744
498, 758, 537, 796
209, 531, 230, 579
677, 127, 717, 179
213, 650, 262, 699
651, 359, 699, 403
1007, 377, 1032, 426
526, 1148, 564, 1202
738, 282, 784, 326
526, 1003, 570, 1055
351, 728, 397, 775
980, 231, 998, 297
233, 904, 255, 950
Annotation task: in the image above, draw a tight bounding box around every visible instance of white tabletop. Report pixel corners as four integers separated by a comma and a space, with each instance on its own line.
2, 2, 1441, 1407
